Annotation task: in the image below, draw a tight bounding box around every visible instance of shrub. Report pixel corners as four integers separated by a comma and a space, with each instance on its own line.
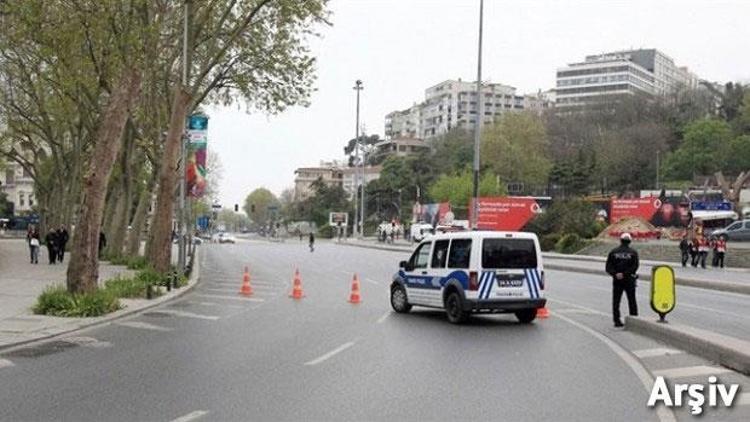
126, 256, 149, 270
555, 233, 587, 254
33, 285, 120, 317
540, 233, 561, 252
527, 199, 601, 239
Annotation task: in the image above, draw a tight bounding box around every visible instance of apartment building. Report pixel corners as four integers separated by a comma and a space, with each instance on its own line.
555, 48, 698, 107
385, 79, 550, 140
0, 162, 35, 214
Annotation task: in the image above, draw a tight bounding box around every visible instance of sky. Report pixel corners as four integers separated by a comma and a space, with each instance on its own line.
208, 0, 750, 208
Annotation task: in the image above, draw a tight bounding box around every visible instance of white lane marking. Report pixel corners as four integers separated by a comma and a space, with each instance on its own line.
115, 321, 172, 332
546, 297, 608, 316
0, 358, 14, 369
553, 312, 676, 422
364, 278, 380, 285
62, 336, 112, 348
152, 309, 220, 321
652, 365, 732, 379
632, 348, 684, 359
554, 308, 600, 315
376, 311, 391, 324
170, 410, 209, 422
304, 341, 356, 366
738, 393, 750, 406
194, 293, 265, 302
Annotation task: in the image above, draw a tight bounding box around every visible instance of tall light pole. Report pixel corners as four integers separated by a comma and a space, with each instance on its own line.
471, 0, 484, 230
353, 79, 363, 237
178, 0, 190, 271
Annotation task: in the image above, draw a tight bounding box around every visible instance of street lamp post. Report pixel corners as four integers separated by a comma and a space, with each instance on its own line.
353, 80, 364, 237
471, 0, 484, 230
177, 1, 190, 272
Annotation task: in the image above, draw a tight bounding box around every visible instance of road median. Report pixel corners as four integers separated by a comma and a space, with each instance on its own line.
625, 316, 750, 375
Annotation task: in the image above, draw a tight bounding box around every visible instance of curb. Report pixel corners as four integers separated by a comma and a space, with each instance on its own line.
337, 241, 412, 254
544, 263, 750, 295
0, 250, 202, 353
625, 316, 750, 375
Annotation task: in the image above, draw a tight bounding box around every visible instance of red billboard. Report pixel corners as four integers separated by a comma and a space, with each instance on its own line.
469, 197, 540, 231
610, 198, 661, 223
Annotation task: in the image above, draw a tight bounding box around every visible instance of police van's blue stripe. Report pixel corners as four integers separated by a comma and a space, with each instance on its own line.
480, 272, 491, 300
477, 272, 486, 299
484, 272, 494, 299
529, 269, 540, 298
524, 269, 536, 299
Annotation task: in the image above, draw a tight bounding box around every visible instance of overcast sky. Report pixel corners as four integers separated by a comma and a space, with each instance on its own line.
207, 0, 750, 208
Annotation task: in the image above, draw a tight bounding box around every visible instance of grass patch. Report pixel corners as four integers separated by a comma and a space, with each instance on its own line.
126, 256, 149, 270
33, 285, 121, 317
104, 275, 163, 299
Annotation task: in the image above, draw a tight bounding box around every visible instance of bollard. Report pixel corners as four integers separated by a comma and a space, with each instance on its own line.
166, 274, 172, 292
146, 283, 153, 300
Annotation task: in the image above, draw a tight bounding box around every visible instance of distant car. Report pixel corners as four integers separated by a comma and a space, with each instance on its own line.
391, 231, 546, 324
218, 233, 237, 244
711, 220, 750, 241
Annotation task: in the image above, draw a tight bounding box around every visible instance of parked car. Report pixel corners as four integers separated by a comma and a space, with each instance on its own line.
218, 233, 237, 244
711, 220, 750, 241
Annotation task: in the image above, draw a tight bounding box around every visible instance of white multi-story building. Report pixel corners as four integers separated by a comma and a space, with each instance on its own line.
555, 48, 699, 107
342, 166, 382, 199
0, 162, 35, 214
293, 160, 381, 201
385, 79, 551, 140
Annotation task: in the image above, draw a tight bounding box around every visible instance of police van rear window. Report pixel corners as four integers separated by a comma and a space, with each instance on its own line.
482, 238, 537, 269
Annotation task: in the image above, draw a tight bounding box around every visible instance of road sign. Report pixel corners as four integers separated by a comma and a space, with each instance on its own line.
650, 265, 676, 323
329, 212, 348, 225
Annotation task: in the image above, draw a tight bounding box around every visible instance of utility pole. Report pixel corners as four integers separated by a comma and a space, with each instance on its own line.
177, 1, 190, 272
471, 0, 484, 230
353, 79, 363, 237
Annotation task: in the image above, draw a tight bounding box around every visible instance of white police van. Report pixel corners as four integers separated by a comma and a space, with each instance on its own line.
390, 231, 546, 324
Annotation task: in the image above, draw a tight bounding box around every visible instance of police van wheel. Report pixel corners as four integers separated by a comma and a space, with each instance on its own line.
515, 309, 537, 324
445, 292, 468, 324
390, 285, 412, 313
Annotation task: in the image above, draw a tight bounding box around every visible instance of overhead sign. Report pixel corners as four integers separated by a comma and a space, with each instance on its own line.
650, 265, 676, 323
469, 197, 540, 231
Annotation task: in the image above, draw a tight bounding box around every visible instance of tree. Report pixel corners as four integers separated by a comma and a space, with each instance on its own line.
243, 188, 280, 226
664, 119, 733, 180
715, 171, 750, 213
428, 170, 505, 212
148, 0, 331, 272
344, 134, 381, 166
482, 112, 552, 191
431, 129, 473, 174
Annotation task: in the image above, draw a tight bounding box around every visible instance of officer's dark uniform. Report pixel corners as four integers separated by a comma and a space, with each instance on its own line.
605, 236, 639, 327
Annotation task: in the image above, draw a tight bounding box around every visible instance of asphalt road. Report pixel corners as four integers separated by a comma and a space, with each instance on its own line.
1, 240, 749, 421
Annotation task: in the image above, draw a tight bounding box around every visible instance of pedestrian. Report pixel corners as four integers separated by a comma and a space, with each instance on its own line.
308, 232, 315, 252
44, 229, 58, 265
99, 231, 107, 258
715, 236, 727, 269
697, 235, 709, 269
689, 238, 699, 267
56, 225, 69, 263
390, 222, 396, 244
710, 236, 719, 268
27, 225, 40, 264
679, 234, 690, 267
605, 232, 639, 328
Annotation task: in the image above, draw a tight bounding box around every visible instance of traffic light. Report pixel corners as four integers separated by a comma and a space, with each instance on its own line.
234, 204, 239, 212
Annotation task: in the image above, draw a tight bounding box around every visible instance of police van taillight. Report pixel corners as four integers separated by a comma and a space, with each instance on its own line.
469, 271, 479, 290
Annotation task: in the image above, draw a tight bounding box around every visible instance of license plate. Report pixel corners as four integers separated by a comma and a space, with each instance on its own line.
495, 273, 524, 288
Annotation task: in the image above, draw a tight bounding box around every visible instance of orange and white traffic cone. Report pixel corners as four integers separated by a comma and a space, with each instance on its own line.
348, 273, 362, 304
239, 266, 254, 297
289, 268, 305, 299
537, 305, 549, 319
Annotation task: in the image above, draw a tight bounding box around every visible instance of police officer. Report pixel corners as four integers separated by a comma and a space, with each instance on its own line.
605, 233, 639, 327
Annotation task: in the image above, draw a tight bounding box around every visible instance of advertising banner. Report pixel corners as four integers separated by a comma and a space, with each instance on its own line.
413, 202, 451, 226
186, 114, 208, 198
469, 197, 540, 231
610, 197, 690, 227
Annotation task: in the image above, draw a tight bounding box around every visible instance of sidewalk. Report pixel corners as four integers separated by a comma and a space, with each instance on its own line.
0, 239, 197, 350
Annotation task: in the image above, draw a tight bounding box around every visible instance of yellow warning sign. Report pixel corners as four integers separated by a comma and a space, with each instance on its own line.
651, 266, 676, 317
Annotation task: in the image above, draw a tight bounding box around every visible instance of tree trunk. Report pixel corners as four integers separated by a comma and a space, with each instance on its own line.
147, 86, 192, 273
126, 174, 156, 257
66, 68, 142, 294
107, 127, 137, 258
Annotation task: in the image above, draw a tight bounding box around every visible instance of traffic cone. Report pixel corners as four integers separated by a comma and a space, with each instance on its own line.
348, 273, 361, 304
537, 305, 549, 319
289, 268, 305, 299
239, 266, 254, 297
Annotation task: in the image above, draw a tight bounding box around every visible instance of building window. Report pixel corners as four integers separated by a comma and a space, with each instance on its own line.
19, 193, 25, 207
